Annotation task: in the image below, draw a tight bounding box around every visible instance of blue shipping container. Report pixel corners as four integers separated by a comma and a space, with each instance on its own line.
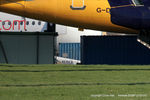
59, 43, 80, 60
81, 36, 150, 65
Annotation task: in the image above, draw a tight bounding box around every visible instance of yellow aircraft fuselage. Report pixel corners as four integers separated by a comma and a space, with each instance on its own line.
0, 0, 138, 33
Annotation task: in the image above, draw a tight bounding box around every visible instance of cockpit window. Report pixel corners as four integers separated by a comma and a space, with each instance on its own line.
132, 0, 144, 6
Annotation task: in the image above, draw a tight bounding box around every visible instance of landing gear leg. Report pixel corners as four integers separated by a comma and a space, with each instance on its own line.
138, 29, 150, 47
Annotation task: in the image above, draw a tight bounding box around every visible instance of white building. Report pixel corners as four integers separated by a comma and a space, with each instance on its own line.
56, 25, 102, 43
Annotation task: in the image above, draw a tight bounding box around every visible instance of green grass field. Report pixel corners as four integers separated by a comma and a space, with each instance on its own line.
0, 64, 150, 100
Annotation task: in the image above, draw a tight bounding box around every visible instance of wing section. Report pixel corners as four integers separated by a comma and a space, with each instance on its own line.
143, 0, 150, 6
108, 0, 133, 7
108, 0, 150, 30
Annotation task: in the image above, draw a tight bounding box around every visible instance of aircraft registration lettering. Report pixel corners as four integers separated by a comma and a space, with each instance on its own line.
96, 8, 110, 13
